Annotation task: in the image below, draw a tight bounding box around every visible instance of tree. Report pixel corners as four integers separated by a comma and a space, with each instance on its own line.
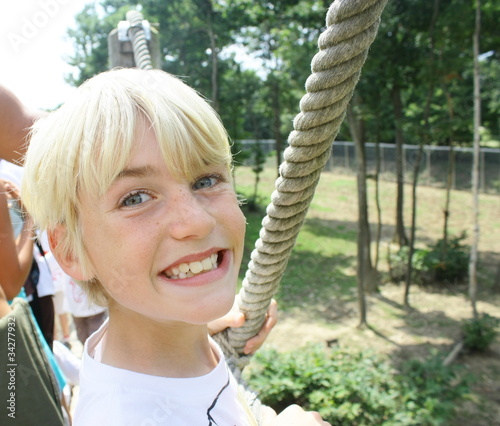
469, 0, 481, 319
248, 140, 266, 211
229, 0, 325, 174
65, 3, 122, 86
355, 0, 431, 247
375, 0, 421, 247
99, 0, 235, 107
66, 0, 272, 157
404, 0, 441, 307
347, 96, 378, 326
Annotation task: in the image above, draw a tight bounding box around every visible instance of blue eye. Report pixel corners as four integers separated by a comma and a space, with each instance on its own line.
193, 175, 220, 190
122, 191, 152, 207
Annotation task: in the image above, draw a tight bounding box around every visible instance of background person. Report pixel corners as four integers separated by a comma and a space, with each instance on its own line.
0, 159, 56, 350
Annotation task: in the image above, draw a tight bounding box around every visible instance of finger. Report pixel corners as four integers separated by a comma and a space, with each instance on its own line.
2, 182, 13, 195
207, 311, 245, 336
3, 182, 21, 201
264, 299, 279, 331
243, 300, 279, 354
268, 405, 330, 425
242, 331, 265, 354
261, 406, 278, 424
3, 180, 18, 192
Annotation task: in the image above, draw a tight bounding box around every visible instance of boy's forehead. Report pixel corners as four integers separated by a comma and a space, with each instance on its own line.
115, 165, 161, 182
109, 128, 190, 187
114, 128, 163, 178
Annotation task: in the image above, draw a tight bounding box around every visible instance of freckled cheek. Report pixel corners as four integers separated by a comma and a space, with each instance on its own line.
227, 207, 246, 256
83, 222, 151, 282
100, 249, 151, 298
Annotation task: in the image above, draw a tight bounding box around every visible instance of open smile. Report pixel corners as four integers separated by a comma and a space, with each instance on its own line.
162, 251, 224, 280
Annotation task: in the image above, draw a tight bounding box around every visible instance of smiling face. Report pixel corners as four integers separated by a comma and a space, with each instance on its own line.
75, 124, 246, 325
23, 69, 241, 314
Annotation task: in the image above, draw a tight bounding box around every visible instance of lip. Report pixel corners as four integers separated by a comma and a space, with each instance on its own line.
158, 249, 231, 288
162, 248, 223, 271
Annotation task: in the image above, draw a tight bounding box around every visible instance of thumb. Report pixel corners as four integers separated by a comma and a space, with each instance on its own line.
208, 311, 245, 336
225, 311, 246, 328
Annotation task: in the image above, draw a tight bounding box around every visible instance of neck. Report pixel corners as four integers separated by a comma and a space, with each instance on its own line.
100, 304, 218, 378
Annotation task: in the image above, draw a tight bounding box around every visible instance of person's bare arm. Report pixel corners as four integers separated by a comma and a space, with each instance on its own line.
0, 85, 43, 163
0, 180, 34, 299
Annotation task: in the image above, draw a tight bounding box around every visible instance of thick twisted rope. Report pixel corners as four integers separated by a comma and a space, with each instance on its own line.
217, 0, 389, 358
126, 10, 153, 70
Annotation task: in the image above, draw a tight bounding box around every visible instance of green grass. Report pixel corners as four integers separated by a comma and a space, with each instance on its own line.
236, 175, 359, 311
235, 162, 500, 304
378, 303, 401, 319
309, 202, 334, 212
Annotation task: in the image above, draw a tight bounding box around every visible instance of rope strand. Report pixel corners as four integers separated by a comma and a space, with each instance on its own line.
126, 10, 153, 70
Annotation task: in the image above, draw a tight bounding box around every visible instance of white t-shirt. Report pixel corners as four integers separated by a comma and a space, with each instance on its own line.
74, 320, 257, 426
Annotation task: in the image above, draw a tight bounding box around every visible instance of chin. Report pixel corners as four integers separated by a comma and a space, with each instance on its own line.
194, 295, 236, 325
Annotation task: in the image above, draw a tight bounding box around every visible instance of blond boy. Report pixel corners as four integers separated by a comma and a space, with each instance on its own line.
22, 69, 329, 426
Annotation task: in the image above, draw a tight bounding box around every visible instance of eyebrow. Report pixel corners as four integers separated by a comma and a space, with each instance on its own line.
115, 165, 160, 181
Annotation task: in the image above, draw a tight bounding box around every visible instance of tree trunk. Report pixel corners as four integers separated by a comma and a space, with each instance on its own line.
443, 147, 454, 247
469, 0, 481, 320
391, 84, 408, 247
374, 139, 382, 270
442, 84, 456, 248
405, 0, 440, 306
347, 99, 378, 326
404, 145, 423, 306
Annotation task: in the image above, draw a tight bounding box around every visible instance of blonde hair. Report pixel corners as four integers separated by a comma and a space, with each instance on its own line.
22, 68, 232, 306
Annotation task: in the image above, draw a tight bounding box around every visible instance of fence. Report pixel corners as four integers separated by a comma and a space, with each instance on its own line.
238, 140, 500, 194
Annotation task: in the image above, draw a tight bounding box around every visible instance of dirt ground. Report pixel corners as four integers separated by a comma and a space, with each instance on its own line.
240, 168, 500, 424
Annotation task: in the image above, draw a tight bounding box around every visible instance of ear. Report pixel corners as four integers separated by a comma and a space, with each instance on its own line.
48, 225, 90, 281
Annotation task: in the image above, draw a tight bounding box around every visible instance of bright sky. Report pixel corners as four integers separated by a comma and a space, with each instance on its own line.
1, 0, 96, 110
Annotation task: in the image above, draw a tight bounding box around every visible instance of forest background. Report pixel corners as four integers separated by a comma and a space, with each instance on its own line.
66, 0, 500, 152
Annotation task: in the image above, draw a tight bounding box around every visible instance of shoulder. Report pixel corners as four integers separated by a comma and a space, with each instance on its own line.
0, 86, 41, 163
73, 385, 118, 426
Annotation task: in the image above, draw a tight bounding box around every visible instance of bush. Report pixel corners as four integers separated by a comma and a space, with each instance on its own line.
398, 351, 470, 423
462, 313, 500, 352
245, 345, 469, 425
389, 233, 470, 285
420, 234, 470, 283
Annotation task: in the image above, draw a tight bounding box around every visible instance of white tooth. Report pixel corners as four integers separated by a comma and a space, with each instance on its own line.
179, 263, 189, 273
186, 271, 194, 277
201, 258, 213, 271
172, 267, 180, 275
189, 261, 203, 274
211, 253, 218, 264
179, 272, 187, 279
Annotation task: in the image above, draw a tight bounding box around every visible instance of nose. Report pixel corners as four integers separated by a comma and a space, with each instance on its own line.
167, 189, 216, 240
